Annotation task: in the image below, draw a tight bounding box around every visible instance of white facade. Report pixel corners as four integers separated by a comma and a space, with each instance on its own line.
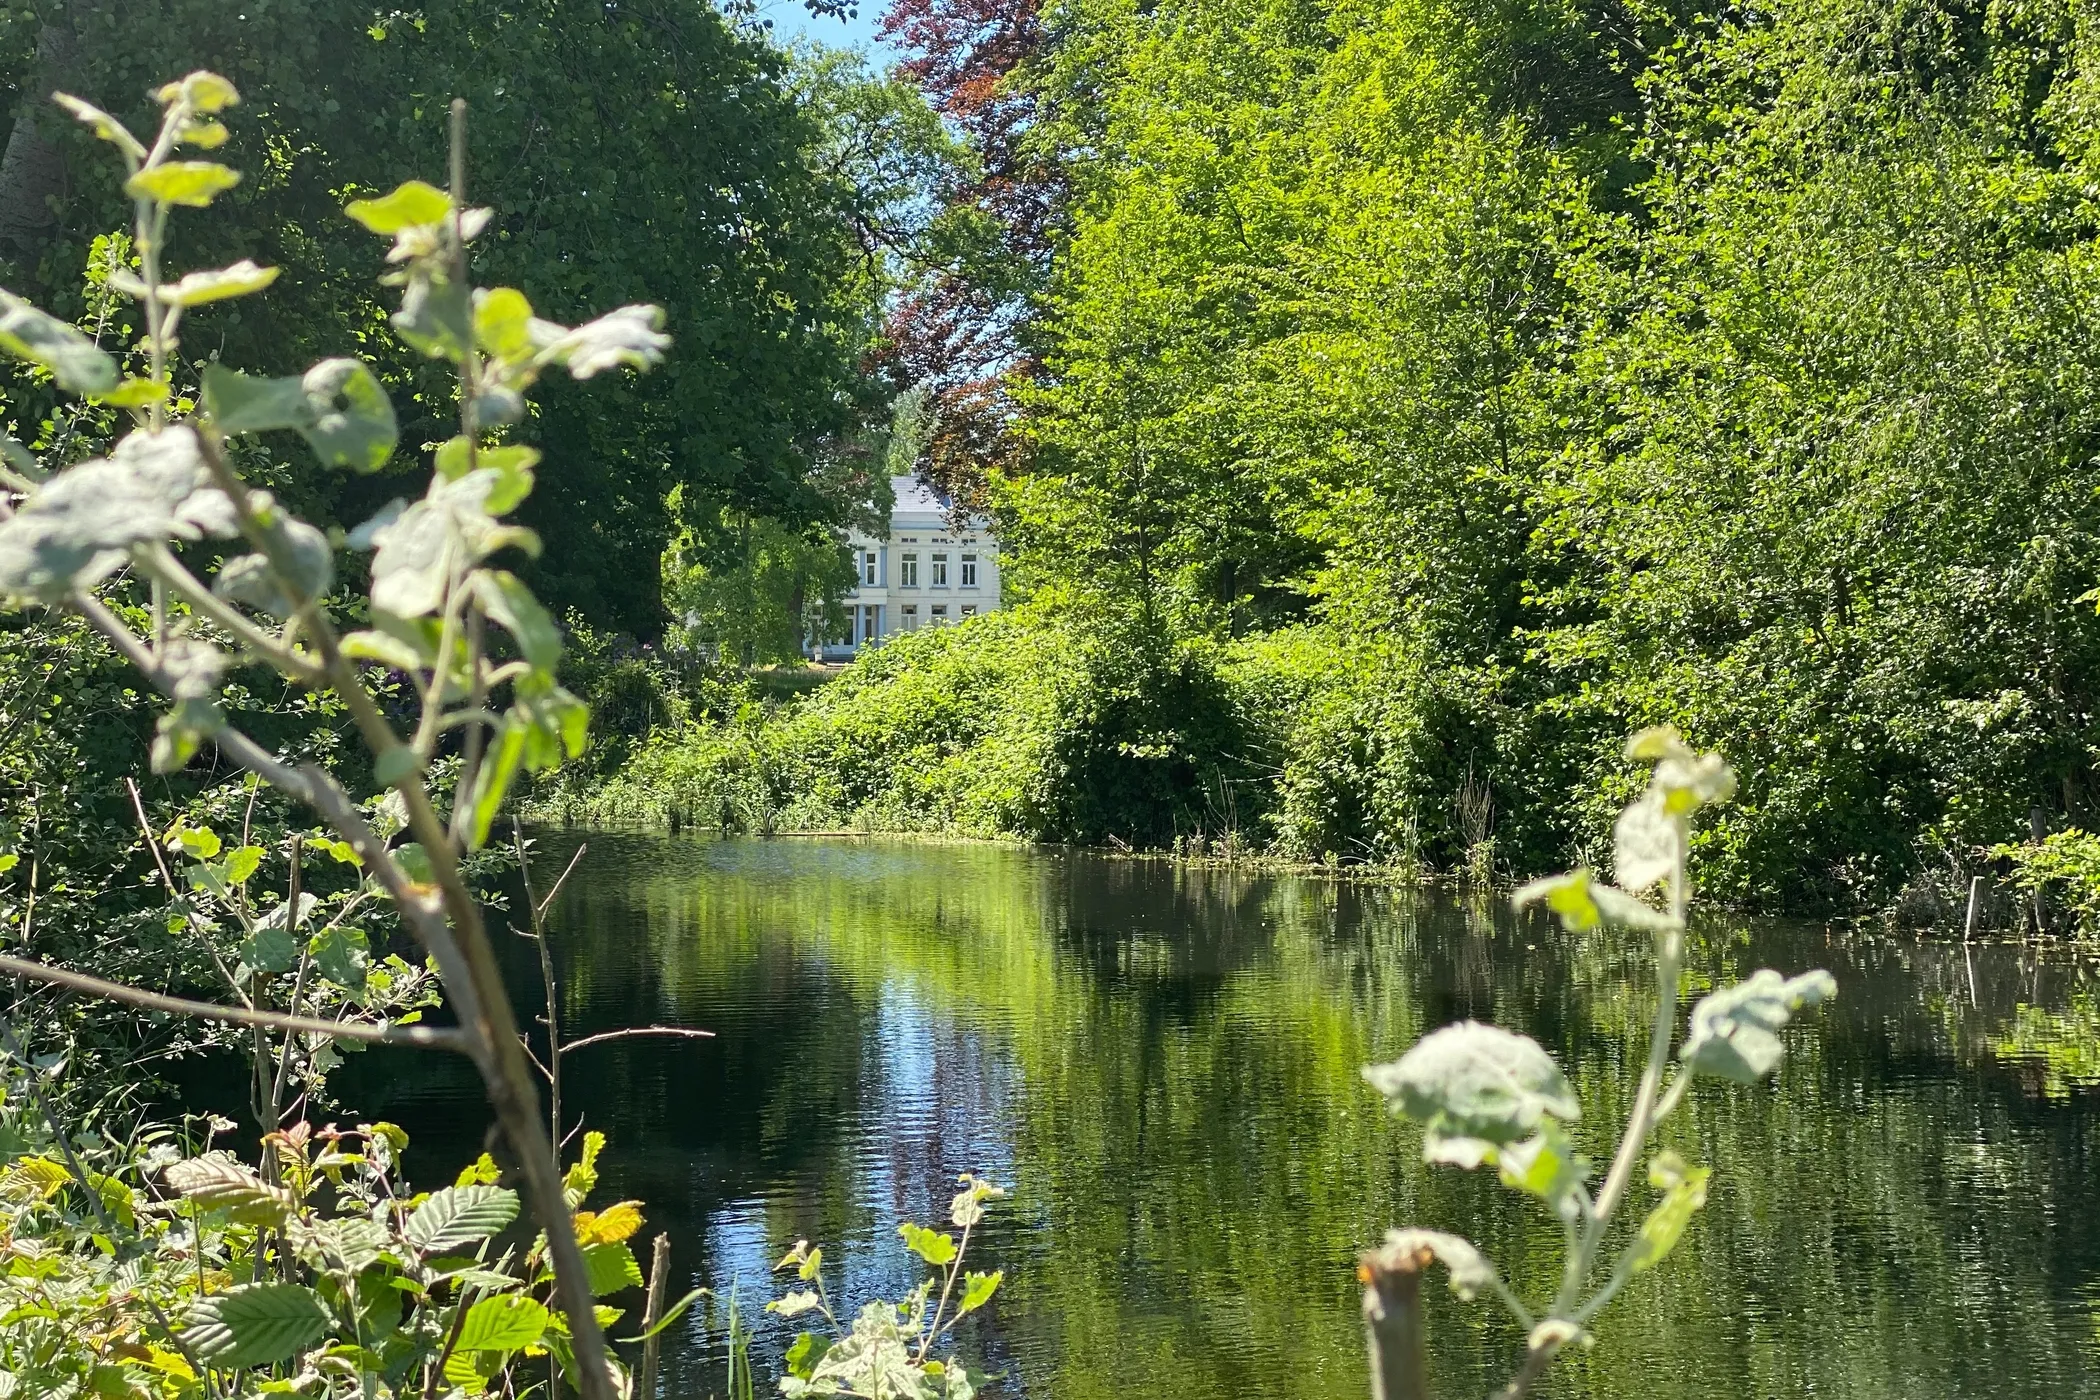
814, 475, 1003, 659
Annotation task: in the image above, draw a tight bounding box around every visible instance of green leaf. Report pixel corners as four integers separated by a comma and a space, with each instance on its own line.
0, 289, 119, 394
1627, 1151, 1711, 1274
564, 1130, 605, 1201
581, 1240, 644, 1295
617, 1288, 709, 1343
126, 162, 240, 208
307, 924, 369, 989
181, 1283, 330, 1369
94, 378, 170, 409
1512, 869, 1678, 935
223, 845, 263, 884
341, 629, 427, 672
169, 823, 222, 860
344, 180, 451, 234
453, 1294, 548, 1353
1680, 968, 1838, 1082
203, 365, 309, 434
475, 287, 537, 365
1492, 1122, 1590, 1217
287, 1216, 388, 1277
404, 1184, 519, 1253
163, 260, 278, 307
768, 1289, 823, 1318
300, 358, 397, 472
53, 93, 146, 162
162, 1154, 292, 1225
393, 267, 472, 359
1362, 1021, 1579, 1168
466, 718, 528, 851
513, 675, 590, 769
373, 746, 421, 788
0, 426, 212, 599
899, 1222, 957, 1267
475, 571, 561, 669
956, 1269, 1002, 1315
785, 1331, 831, 1379
157, 70, 240, 114
239, 922, 298, 975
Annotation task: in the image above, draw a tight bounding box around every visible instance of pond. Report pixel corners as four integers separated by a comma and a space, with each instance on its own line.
340, 833, 2100, 1399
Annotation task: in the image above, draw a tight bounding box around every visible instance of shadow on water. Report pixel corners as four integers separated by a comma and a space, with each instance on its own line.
321, 832, 2100, 1400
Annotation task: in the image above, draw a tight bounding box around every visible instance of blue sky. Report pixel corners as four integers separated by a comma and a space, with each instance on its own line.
756, 0, 903, 66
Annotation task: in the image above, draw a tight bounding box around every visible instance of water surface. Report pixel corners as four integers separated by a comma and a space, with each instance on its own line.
350, 833, 2100, 1399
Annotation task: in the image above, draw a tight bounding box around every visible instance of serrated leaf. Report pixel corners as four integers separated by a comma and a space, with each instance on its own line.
899, 1222, 957, 1267
786, 1331, 831, 1379
574, 1201, 642, 1246
453, 1294, 548, 1353
239, 922, 298, 975
287, 1216, 388, 1276
1363, 1022, 1579, 1167
344, 181, 451, 235
126, 162, 240, 208
581, 1240, 643, 1295
1680, 968, 1838, 1082
404, 1185, 519, 1253
162, 1154, 295, 1226
0, 289, 119, 394
224, 845, 263, 884
307, 924, 369, 989
180, 1283, 329, 1368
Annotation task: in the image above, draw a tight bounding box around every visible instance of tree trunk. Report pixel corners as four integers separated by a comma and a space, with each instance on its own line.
0, 10, 80, 258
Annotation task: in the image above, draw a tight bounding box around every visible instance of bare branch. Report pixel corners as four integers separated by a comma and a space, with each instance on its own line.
559, 1027, 715, 1056
0, 953, 470, 1052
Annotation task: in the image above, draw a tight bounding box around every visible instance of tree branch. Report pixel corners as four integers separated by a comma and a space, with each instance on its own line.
0, 954, 470, 1051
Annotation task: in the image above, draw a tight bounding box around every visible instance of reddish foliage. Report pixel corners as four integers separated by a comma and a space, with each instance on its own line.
878, 0, 1064, 505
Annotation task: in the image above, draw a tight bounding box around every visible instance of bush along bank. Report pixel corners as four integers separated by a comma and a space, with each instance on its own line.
531, 603, 2076, 923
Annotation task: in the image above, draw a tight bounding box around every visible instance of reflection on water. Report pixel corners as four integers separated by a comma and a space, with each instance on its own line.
341, 834, 2100, 1399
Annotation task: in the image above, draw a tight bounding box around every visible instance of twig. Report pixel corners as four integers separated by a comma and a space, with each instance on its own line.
638, 1233, 671, 1400
0, 954, 469, 1052
559, 1027, 715, 1055
512, 822, 573, 1146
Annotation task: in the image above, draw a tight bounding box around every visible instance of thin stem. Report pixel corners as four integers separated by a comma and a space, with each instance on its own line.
0, 954, 470, 1051
269, 835, 309, 1123
559, 1027, 714, 1055
513, 823, 573, 1147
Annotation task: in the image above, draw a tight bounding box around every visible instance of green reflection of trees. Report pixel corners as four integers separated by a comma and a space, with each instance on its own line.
526, 836, 2098, 1399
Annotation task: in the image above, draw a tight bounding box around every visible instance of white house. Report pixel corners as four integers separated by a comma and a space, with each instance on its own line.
813, 475, 1003, 659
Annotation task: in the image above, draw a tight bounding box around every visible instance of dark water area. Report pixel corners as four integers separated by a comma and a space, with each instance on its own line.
326, 832, 2100, 1399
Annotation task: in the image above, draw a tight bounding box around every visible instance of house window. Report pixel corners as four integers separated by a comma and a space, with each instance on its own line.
931, 552, 949, 587
862, 551, 879, 587
960, 605, 977, 619
901, 604, 918, 630
861, 604, 881, 644
930, 605, 948, 625
899, 552, 919, 588
961, 553, 978, 588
